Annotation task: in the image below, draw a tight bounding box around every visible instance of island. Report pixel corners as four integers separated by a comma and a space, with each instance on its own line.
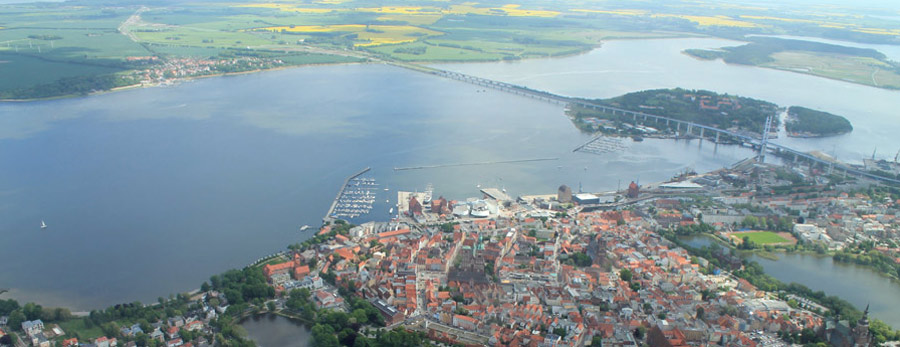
785, 106, 853, 137
568, 88, 854, 140
569, 88, 781, 138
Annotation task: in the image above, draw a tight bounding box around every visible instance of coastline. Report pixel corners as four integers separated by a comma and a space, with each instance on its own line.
681, 50, 900, 91
0, 60, 370, 103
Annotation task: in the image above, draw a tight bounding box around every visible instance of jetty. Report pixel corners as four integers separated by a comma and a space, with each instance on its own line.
324, 167, 371, 222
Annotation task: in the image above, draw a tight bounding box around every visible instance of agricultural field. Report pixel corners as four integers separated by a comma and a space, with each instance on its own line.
765, 51, 900, 89
2, 0, 900, 99
729, 231, 796, 246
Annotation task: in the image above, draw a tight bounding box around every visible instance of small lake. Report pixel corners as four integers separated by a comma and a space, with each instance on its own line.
241, 314, 311, 347
679, 234, 900, 327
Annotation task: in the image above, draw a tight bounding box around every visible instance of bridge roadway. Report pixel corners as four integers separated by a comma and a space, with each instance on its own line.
426, 68, 900, 185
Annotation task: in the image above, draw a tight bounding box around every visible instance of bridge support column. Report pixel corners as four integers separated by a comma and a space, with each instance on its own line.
715, 132, 720, 144
700, 128, 705, 138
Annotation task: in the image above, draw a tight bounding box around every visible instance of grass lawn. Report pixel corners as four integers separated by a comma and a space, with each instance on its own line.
734, 231, 790, 245
253, 255, 289, 269
57, 319, 106, 341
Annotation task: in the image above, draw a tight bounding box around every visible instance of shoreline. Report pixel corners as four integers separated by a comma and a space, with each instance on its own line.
681, 50, 900, 92
0, 60, 370, 103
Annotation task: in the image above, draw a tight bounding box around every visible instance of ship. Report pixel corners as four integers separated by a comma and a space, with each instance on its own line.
423, 183, 433, 204
40, 220, 47, 229
388, 207, 394, 214
300, 225, 310, 231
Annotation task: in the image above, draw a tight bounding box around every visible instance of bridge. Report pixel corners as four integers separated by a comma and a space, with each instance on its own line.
423, 68, 900, 185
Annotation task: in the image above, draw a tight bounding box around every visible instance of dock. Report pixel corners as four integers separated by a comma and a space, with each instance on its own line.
480, 188, 512, 202
324, 167, 371, 222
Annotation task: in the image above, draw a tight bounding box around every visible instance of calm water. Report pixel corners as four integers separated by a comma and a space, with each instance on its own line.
0, 63, 755, 310
241, 314, 311, 347
679, 234, 900, 327
435, 38, 900, 164
751, 253, 900, 328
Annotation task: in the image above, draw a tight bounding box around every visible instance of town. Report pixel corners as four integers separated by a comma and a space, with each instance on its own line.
2, 159, 899, 347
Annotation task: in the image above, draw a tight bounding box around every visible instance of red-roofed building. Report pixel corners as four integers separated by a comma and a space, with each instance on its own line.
263, 261, 294, 279
294, 265, 310, 280
452, 314, 478, 331
409, 196, 423, 215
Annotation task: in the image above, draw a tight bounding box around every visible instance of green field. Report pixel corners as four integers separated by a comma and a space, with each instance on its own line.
733, 231, 791, 245
765, 51, 900, 90
2, 0, 900, 99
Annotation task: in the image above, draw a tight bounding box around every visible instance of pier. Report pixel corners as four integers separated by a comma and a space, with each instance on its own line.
324, 167, 371, 222
394, 157, 558, 171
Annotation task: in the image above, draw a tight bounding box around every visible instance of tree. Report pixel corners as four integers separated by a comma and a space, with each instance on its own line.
311, 324, 340, 347
696, 306, 705, 321
590, 335, 603, 347
0, 299, 19, 316
634, 326, 646, 340
552, 327, 567, 338
200, 282, 210, 292
8, 310, 26, 329
22, 302, 42, 321
619, 268, 633, 282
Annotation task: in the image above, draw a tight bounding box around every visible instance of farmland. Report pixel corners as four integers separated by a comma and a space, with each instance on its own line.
2, 0, 900, 99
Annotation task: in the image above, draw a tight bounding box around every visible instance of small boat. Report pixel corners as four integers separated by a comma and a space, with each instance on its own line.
300, 225, 310, 231
40, 220, 47, 229
389, 207, 394, 214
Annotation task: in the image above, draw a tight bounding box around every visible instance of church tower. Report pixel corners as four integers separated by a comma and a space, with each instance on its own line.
852, 304, 872, 347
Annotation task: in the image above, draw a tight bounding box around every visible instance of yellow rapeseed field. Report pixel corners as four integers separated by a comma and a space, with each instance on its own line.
260, 24, 442, 46
446, 4, 559, 17
739, 15, 819, 24
653, 14, 761, 28
234, 3, 556, 18
234, 4, 335, 13
853, 28, 900, 36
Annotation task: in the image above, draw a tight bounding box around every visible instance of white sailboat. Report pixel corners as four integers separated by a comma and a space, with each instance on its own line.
300, 225, 310, 231
40, 220, 47, 229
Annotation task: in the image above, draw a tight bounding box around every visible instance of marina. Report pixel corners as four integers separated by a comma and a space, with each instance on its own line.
328, 170, 380, 221
573, 135, 629, 155
323, 167, 372, 222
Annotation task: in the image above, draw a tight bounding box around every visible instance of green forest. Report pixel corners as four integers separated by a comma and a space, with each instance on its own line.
786, 106, 853, 137
574, 88, 779, 135
684, 37, 888, 65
